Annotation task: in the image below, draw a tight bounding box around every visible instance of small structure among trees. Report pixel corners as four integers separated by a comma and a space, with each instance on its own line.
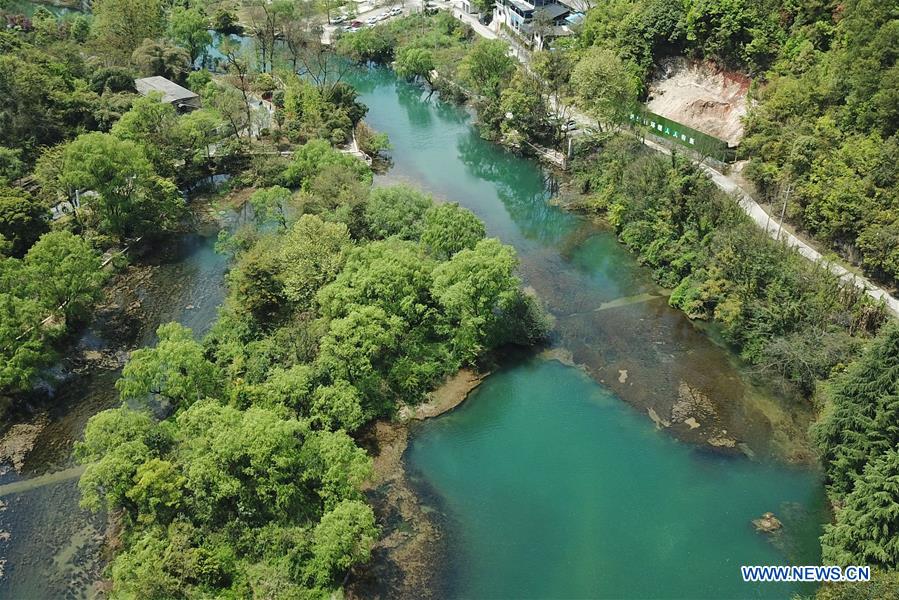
135, 76, 201, 112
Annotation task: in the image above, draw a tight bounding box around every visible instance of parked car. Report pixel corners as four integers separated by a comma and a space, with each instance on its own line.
377, 13, 389, 20
366, 16, 378, 24
332, 15, 345, 23
561, 120, 578, 133
390, 7, 403, 15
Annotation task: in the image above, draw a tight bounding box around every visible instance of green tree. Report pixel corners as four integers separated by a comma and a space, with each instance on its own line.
92, 0, 165, 61
395, 46, 436, 86
126, 458, 186, 525
821, 448, 899, 567
249, 186, 294, 230
282, 139, 372, 190
431, 237, 520, 360
227, 234, 287, 323
311, 380, 365, 432
0, 146, 24, 183
0, 188, 49, 257
131, 38, 192, 82
306, 499, 377, 587
813, 325, 899, 497
278, 214, 352, 309
571, 47, 641, 131
0, 288, 46, 393
76, 407, 158, 513
89, 66, 137, 94
116, 322, 222, 407
23, 231, 105, 322
364, 184, 432, 240
167, 6, 212, 65
316, 305, 405, 416
0, 43, 98, 160
459, 39, 516, 100
420, 202, 485, 260
499, 69, 551, 144
111, 93, 182, 177
175, 400, 310, 524
336, 27, 396, 63
59, 132, 185, 239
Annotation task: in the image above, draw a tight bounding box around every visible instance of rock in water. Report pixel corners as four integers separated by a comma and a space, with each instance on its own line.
752, 512, 783, 533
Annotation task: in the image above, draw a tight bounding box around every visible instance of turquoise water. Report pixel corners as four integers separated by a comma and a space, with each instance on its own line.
409, 358, 824, 599
350, 65, 827, 598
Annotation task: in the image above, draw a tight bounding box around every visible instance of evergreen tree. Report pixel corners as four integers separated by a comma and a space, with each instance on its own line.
822, 448, 899, 567
812, 324, 899, 497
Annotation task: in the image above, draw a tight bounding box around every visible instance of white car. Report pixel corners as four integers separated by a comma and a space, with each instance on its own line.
390, 7, 403, 15
377, 13, 389, 20
332, 15, 345, 23
366, 16, 378, 24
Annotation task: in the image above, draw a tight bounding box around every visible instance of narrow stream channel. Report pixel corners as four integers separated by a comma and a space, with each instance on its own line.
350, 65, 827, 598
0, 228, 228, 598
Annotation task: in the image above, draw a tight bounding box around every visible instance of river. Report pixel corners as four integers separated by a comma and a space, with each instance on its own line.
350, 65, 827, 598
0, 226, 228, 598
0, 53, 825, 597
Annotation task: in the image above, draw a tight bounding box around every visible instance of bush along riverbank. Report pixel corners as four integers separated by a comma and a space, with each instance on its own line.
566, 132, 899, 597
75, 140, 550, 597
567, 134, 888, 398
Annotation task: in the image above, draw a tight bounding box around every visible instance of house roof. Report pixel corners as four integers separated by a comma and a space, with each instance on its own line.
533, 2, 570, 20
134, 76, 199, 104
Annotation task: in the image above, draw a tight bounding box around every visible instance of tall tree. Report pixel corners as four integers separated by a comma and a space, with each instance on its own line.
167, 6, 212, 65
813, 324, 899, 496
822, 448, 899, 567
131, 39, 191, 83
0, 188, 49, 257
459, 39, 516, 100
116, 322, 221, 407
571, 47, 641, 131
92, 0, 165, 62
59, 132, 185, 239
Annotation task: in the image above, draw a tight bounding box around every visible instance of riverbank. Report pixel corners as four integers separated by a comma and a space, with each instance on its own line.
347, 368, 487, 598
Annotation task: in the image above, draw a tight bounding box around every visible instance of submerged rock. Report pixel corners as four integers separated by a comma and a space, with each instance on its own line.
752, 512, 783, 533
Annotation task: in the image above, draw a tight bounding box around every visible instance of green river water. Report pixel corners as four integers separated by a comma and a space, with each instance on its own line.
351, 65, 827, 599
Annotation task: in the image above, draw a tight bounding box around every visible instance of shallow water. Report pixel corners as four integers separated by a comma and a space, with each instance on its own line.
0, 231, 227, 598
350, 65, 827, 598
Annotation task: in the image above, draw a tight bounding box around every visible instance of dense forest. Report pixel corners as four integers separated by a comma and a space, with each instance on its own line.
78, 149, 547, 596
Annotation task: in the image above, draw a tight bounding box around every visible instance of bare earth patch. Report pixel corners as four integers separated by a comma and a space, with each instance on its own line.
0, 414, 49, 473
646, 57, 750, 147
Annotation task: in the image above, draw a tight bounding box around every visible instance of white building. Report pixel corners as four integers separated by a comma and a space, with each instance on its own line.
493, 0, 584, 49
